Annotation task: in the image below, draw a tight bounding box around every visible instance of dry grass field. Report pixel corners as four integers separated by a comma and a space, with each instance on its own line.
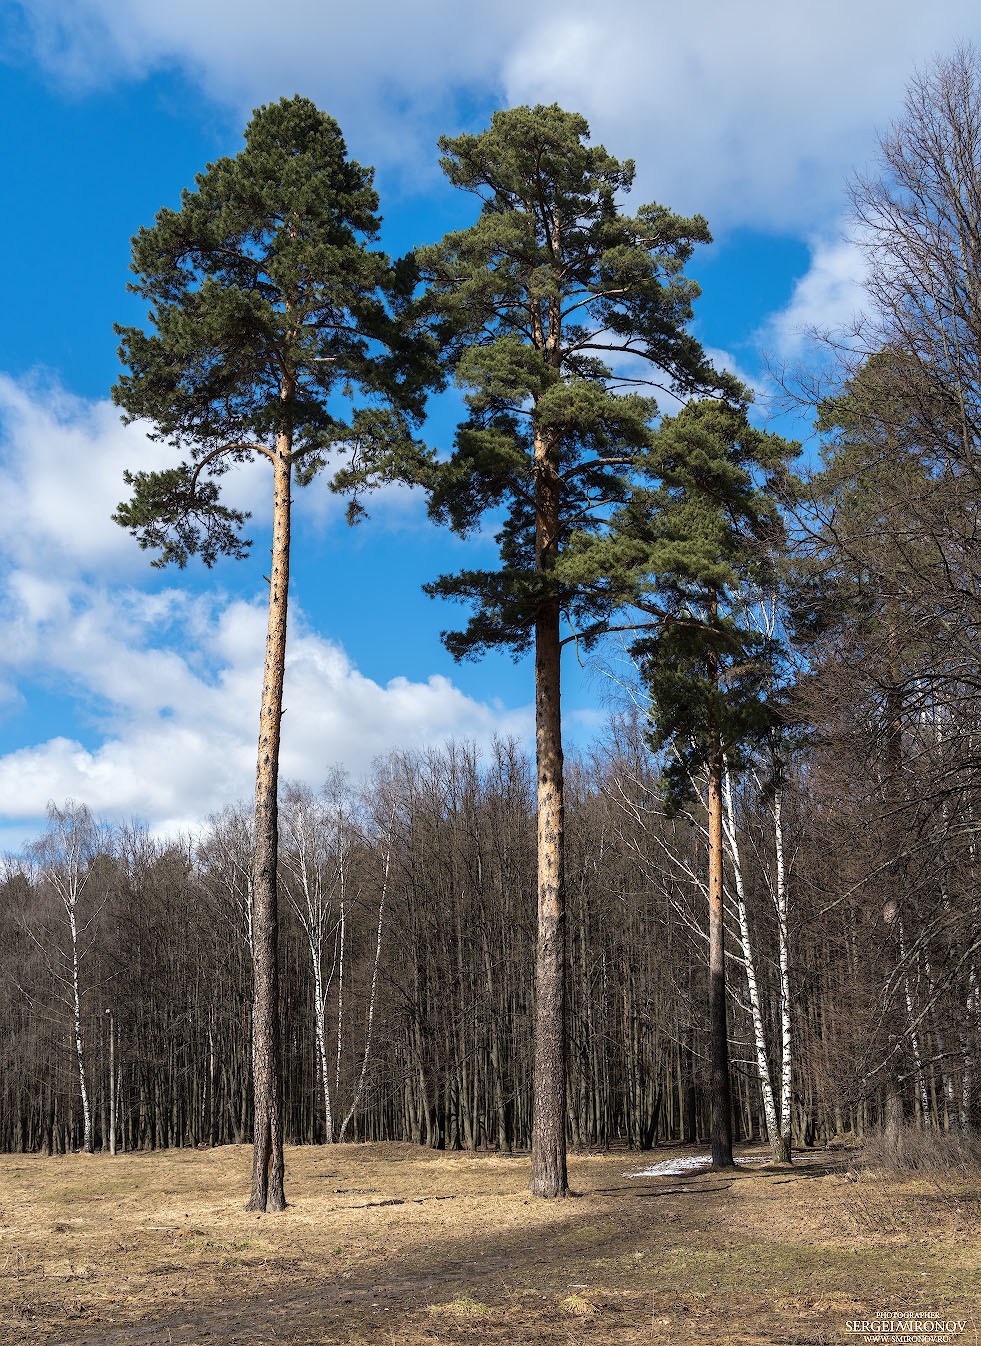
0, 1142, 978, 1345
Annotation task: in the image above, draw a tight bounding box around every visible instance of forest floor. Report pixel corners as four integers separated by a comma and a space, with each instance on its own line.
0, 1142, 978, 1346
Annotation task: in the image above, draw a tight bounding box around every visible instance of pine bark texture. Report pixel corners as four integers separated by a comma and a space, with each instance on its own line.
247, 438, 291, 1213
530, 595, 567, 1197
530, 422, 569, 1199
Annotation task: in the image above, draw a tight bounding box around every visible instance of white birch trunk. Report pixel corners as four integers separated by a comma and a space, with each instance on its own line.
339, 819, 393, 1143
281, 787, 342, 1143
69, 897, 93, 1154
107, 1010, 116, 1156
721, 766, 780, 1154
923, 955, 956, 1127
961, 968, 977, 1128
335, 888, 345, 1106
773, 785, 793, 1161
310, 935, 334, 1140
899, 922, 930, 1121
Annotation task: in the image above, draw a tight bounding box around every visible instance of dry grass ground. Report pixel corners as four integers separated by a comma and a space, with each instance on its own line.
0, 1142, 978, 1345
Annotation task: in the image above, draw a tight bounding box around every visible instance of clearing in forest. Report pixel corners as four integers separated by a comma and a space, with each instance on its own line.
0, 1143, 978, 1345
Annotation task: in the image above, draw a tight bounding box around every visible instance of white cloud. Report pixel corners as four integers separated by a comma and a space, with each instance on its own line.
11, 0, 981, 227
0, 373, 417, 580
0, 377, 531, 840
702, 347, 768, 405
15, 0, 517, 100
0, 373, 273, 580
503, 2, 981, 229
762, 229, 869, 361
10, 0, 525, 188
0, 580, 532, 833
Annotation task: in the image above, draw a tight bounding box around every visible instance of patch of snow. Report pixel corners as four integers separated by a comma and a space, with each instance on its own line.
626, 1152, 802, 1177
625, 1154, 711, 1177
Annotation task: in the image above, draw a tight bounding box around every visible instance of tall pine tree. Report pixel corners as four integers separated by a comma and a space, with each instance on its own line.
418, 104, 739, 1196
113, 96, 428, 1211
599, 398, 796, 1167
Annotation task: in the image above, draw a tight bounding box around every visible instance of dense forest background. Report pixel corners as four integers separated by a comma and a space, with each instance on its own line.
0, 685, 976, 1157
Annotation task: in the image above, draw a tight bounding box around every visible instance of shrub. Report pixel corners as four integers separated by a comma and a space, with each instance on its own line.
861, 1124, 981, 1177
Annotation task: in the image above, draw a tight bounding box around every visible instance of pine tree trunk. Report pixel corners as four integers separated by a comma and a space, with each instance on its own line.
247, 435, 291, 1213
530, 416, 569, 1198
707, 732, 735, 1168
531, 590, 567, 1195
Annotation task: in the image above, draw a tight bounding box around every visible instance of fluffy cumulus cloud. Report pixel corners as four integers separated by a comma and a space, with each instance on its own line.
0, 589, 531, 835
763, 228, 870, 360
0, 378, 531, 843
7, 0, 524, 185
10, 0, 981, 226
499, 3, 980, 228
0, 374, 272, 578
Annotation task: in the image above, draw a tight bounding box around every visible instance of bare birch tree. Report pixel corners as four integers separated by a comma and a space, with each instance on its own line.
29, 803, 107, 1155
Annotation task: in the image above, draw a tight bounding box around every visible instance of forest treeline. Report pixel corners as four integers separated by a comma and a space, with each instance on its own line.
0, 700, 976, 1157
1, 48, 981, 1177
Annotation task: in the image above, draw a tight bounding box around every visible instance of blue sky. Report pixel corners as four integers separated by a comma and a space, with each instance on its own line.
0, 0, 978, 848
